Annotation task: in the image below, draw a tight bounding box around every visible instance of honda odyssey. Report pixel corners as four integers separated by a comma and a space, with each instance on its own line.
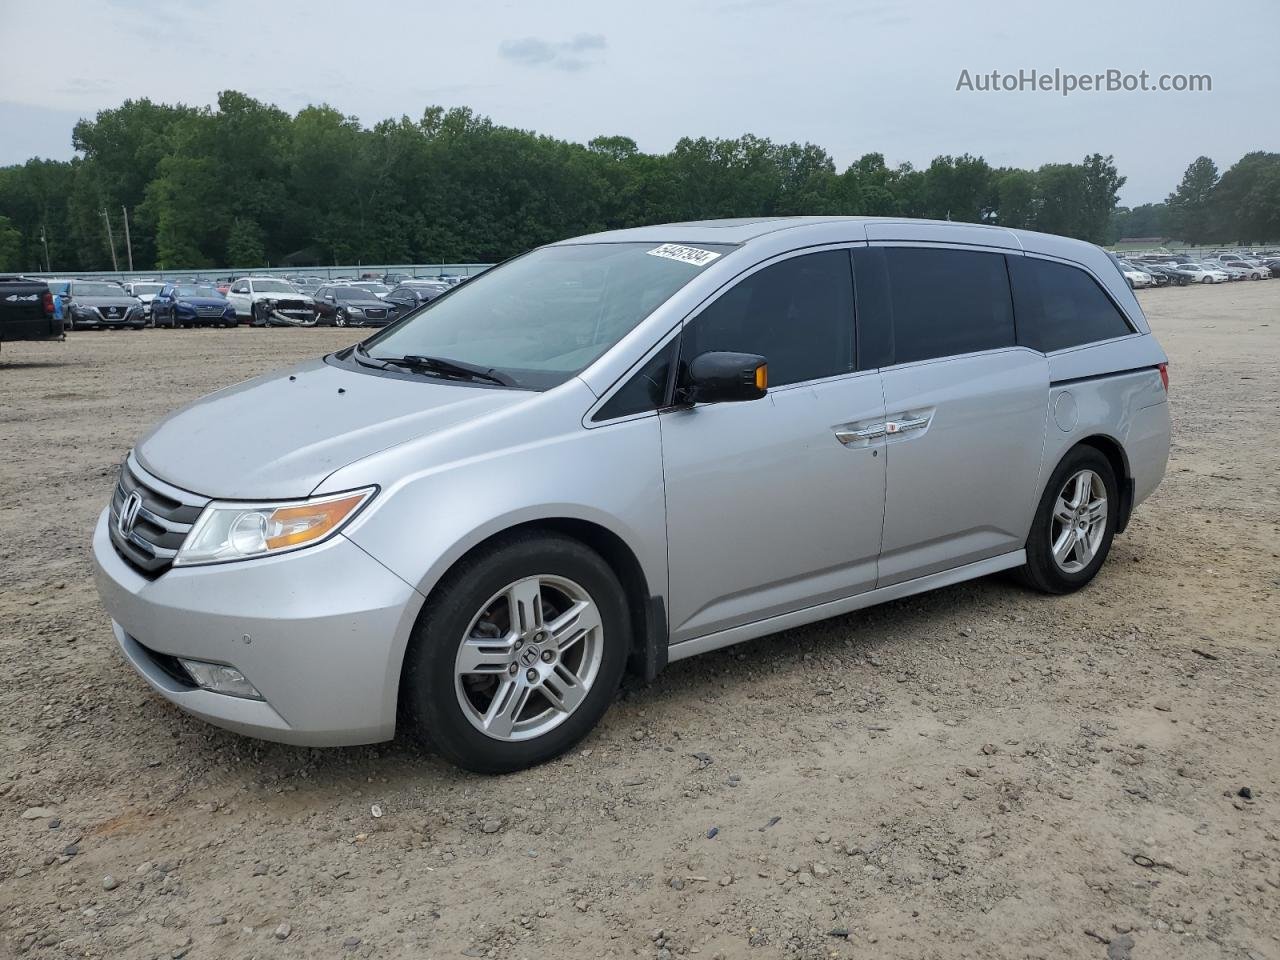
93, 217, 1171, 773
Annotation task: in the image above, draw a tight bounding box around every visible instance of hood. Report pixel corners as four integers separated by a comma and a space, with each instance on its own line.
135, 293, 158, 302
75, 295, 139, 308
134, 357, 529, 499
251, 291, 313, 304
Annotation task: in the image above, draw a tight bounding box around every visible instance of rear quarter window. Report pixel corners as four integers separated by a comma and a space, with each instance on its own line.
1009, 256, 1134, 353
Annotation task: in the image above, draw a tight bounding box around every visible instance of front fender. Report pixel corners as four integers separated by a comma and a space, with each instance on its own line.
329, 398, 668, 615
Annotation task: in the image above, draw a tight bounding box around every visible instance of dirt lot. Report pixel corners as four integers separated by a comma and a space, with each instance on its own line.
2, 282, 1278, 960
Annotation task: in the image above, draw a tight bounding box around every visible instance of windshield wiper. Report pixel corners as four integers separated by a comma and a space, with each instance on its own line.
355, 344, 515, 387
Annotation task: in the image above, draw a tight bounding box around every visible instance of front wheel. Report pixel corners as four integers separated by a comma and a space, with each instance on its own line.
1017, 446, 1118, 594
401, 532, 630, 773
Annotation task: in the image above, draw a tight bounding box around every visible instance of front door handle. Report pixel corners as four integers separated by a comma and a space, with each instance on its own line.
834, 424, 886, 445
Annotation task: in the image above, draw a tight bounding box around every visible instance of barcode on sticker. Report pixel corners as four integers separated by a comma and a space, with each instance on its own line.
646, 243, 721, 267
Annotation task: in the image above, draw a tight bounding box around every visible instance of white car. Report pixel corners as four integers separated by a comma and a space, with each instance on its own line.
1118, 262, 1154, 288
122, 281, 166, 321
1220, 260, 1271, 280
1176, 263, 1230, 283
225, 277, 317, 326
1214, 263, 1250, 281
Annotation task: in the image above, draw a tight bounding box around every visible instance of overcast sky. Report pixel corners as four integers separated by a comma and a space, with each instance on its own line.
1, 0, 1275, 206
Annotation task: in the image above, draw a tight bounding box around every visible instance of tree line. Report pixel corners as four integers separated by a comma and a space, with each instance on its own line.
0, 90, 1274, 273
1109, 153, 1280, 245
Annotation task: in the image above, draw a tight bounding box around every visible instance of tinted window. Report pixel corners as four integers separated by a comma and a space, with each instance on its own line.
680, 250, 854, 387
883, 247, 1015, 364
593, 338, 678, 422
1009, 256, 1133, 353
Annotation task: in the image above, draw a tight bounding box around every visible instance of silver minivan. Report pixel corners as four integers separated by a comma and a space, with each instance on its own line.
93, 217, 1171, 772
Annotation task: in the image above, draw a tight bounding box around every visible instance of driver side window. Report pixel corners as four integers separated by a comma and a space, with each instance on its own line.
679, 250, 855, 388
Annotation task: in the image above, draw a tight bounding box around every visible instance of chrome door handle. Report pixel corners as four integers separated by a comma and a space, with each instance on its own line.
884, 415, 929, 435
834, 424, 886, 445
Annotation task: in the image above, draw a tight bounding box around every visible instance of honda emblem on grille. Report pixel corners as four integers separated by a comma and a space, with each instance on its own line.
118, 491, 144, 537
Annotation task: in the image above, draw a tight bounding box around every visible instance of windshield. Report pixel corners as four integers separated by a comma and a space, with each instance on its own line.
363, 242, 734, 390
352, 282, 389, 293
131, 283, 164, 295
176, 285, 218, 297
252, 280, 295, 293
75, 282, 127, 297
339, 289, 381, 302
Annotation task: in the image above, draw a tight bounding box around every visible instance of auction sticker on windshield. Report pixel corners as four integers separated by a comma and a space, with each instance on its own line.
646, 243, 722, 267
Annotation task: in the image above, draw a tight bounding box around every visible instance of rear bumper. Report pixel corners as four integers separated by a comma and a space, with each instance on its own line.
1, 318, 64, 340
92, 509, 424, 746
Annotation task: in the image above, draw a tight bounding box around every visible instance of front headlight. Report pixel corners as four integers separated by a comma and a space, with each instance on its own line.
173, 487, 376, 567
348, 306, 365, 316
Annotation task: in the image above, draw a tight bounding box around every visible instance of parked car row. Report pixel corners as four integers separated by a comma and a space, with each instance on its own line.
1112, 251, 1280, 288
30, 273, 454, 331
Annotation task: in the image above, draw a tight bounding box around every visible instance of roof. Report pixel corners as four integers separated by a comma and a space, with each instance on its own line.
557, 215, 1057, 248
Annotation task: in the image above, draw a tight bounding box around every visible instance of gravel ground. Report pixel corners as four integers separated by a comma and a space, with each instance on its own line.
1, 282, 1278, 960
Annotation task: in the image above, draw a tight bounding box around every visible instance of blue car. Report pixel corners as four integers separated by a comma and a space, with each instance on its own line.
152, 283, 238, 329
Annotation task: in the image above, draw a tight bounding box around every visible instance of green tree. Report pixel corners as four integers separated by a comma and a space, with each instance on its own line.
1165, 156, 1218, 242
922, 154, 994, 223
226, 217, 265, 266
992, 168, 1038, 229
0, 214, 22, 271
1210, 152, 1280, 243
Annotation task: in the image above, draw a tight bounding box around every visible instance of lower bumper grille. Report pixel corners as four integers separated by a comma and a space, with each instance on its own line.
133, 638, 197, 688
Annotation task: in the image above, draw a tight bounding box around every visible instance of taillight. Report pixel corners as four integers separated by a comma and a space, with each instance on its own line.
1157, 362, 1169, 392
42, 291, 53, 317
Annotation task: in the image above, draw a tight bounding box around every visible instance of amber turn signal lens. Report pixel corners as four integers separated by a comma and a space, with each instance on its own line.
754, 363, 768, 391
264, 493, 368, 550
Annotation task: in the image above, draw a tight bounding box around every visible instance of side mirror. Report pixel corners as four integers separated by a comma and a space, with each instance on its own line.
677, 351, 768, 404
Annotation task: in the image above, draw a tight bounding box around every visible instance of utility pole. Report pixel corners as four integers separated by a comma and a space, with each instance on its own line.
121, 206, 134, 272
39, 225, 51, 272
102, 209, 119, 272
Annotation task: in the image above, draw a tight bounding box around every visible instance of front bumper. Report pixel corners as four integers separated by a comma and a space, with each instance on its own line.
92, 509, 424, 746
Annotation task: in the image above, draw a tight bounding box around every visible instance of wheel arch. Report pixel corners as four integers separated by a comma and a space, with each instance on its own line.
406, 516, 668, 687
1071, 434, 1133, 533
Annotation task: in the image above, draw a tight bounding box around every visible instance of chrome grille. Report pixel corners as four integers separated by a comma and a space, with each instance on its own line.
108, 456, 208, 577
96, 305, 130, 321
364, 308, 387, 320
196, 305, 224, 317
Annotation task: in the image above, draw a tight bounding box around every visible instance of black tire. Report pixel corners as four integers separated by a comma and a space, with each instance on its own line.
401, 532, 631, 774
1018, 445, 1119, 594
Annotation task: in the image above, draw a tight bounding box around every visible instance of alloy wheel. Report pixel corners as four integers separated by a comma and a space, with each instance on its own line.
454, 575, 604, 741
1050, 469, 1108, 574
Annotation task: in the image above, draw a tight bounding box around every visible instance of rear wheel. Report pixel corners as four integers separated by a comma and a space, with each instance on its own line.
401, 532, 630, 773
1018, 446, 1118, 594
